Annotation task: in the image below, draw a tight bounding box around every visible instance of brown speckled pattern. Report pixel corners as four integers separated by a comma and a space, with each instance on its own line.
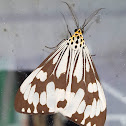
15, 29, 106, 126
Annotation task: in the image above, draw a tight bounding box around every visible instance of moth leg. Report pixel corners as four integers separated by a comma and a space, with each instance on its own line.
91, 54, 96, 56
45, 39, 66, 50
67, 25, 72, 37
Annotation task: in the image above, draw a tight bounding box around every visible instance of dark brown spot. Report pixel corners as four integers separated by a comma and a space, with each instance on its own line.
71, 42, 73, 45
77, 36, 79, 39
73, 37, 74, 40
75, 45, 77, 49
67, 43, 69, 45
37, 104, 49, 114
76, 40, 78, 44
71, 112, 84, 125
80, 44, 82, 47
57, 100, 67, 108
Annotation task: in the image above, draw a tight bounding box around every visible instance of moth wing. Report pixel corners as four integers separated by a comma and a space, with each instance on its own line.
15, 41, 106, 126
15, 40, 69, 114
68, 46, 106, 126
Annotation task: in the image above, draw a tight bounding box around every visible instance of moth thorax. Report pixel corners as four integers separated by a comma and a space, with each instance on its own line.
67, 29, 85, 50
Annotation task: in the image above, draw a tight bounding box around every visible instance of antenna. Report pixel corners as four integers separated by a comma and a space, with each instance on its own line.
81, 8, 104, 33
63, 2, 79, 29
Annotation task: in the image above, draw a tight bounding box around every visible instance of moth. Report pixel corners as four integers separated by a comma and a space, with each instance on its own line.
15, 3, 106, 126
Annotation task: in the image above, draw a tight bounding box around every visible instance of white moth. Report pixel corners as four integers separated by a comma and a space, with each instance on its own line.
15, 3, 106, 126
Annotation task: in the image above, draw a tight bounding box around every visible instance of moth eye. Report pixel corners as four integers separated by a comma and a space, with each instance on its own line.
74, 29, 77, 32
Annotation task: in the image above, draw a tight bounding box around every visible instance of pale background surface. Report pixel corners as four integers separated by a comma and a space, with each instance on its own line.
0, 0, 126, 126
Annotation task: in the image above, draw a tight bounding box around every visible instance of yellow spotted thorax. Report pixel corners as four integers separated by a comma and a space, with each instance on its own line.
67, 29, 85, 50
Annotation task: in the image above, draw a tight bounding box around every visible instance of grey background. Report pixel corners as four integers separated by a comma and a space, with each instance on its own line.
0, 0, 126, 126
